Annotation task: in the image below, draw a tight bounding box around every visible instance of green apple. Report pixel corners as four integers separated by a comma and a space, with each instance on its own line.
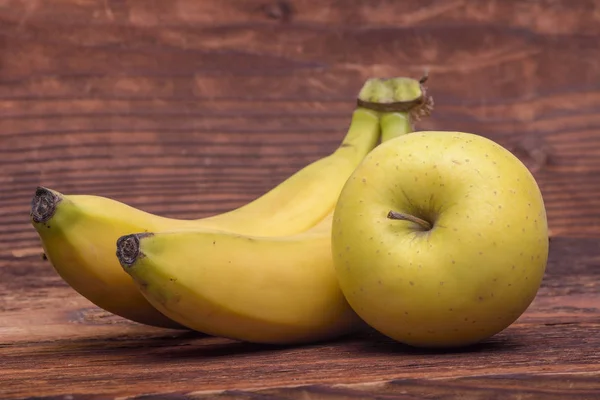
332, 131, 549, 348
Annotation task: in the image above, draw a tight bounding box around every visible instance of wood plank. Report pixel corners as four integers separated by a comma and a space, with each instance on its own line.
197, 374, 600, 399
1, 237, 599, 399
1, 0, 599, 34
1, 1, 600, 256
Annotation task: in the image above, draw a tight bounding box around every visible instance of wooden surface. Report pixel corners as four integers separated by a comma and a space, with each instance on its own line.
2, 0, 600, 399
1, 237, 599, 399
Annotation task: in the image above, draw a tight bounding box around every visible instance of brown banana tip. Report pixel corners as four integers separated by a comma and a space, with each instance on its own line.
116, 234, 141, 269
31, 186, 61, 224
116, 233, 152, 269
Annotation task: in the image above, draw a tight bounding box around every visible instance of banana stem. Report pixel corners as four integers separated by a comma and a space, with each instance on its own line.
356, 74, 434, 142
380, 112, 412, 142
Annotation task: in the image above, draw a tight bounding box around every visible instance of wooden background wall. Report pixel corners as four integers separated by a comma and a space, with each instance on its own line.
2, 0, 600, 268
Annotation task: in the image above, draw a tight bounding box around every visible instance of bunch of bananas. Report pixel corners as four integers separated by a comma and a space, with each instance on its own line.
30, 76, 433, 345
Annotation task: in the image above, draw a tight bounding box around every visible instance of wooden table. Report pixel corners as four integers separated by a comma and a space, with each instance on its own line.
1, 1, 599, 398
1, 237, 599, 399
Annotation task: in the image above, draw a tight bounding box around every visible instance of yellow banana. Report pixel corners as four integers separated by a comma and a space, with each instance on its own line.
116, 213, 368, 344
30, 76, 433, 331
29, 107, 382, 329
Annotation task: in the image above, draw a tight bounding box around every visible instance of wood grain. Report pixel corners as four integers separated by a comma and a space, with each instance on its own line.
0, 0, 599, 264
1, 237, 599, 399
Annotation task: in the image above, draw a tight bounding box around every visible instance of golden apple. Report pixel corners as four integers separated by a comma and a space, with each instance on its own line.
332, 131, 549, 348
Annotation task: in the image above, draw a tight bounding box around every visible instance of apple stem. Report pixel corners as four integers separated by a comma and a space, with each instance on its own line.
387, 210, 432, 231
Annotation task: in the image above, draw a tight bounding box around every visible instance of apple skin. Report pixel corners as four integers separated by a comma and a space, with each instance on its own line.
332, 131, 549, 348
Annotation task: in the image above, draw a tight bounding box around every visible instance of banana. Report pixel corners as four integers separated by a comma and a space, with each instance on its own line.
30, 76, 433, 331
115, 109, 430, 344
29, 106, 382, 329
116, 212, 368, 344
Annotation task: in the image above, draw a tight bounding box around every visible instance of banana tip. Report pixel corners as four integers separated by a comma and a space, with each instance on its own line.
31, 186, 61, 224
116, 233, 151, 269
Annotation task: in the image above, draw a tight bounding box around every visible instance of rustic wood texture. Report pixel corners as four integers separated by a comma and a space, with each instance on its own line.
1, 0, 600, 257
1, 237, 599, 399
2, 0, 600, 398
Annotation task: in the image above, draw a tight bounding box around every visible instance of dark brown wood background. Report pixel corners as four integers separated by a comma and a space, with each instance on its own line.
2, 1, 600, 399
